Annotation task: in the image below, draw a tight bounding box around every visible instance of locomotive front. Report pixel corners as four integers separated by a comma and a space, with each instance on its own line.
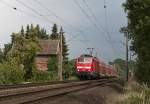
75, 54, 97, 79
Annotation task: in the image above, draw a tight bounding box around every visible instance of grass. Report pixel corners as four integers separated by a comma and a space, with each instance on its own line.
117, 84, 150, 104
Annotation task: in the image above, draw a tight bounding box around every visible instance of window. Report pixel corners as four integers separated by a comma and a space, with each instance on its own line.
78, 57, 92, 63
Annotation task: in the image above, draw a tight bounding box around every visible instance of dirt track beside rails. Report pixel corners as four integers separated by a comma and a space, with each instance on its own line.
36, 83, 122, 104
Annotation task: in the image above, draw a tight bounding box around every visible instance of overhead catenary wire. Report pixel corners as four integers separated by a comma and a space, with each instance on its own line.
33, 0, 92, 46
1, 0, 123, 61
0, 0, 40, 19
85, 0, 124, 59
0, 0, 77, 43
15, 0, 80, 41
32, 0, 94, 50
83, 0, 118, 57
73, 0, 116, 59
16, 0, 56, 25
1, 0, 92, 51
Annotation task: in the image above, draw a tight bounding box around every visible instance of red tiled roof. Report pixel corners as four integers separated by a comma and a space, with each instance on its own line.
37, 40, 59, 55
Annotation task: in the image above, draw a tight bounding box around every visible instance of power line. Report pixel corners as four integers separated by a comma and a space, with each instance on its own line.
16, 0, 80, 41
16, 0, 56, 24
1, 0, 91, 49
103, 0, 119, 57
32, 0, 93, 49
74, 0, 116, 59
84, 0, 122, 58
33, 0, 91, 45
0, 0, 45, 20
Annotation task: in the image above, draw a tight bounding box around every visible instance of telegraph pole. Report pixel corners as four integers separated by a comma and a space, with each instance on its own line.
125, 32, 129, 81
59, 27, 64, 81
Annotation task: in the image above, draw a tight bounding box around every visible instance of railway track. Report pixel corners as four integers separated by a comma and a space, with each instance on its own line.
0, 80, 79, 90
0, 78, 116, 104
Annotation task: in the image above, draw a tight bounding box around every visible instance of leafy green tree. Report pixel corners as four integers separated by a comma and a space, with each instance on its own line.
7, 31, 40, 80
47, 56, 58, 72
0, 60, 25, 84
123, 0, 150, 84
110, 58, 136, 78
63, 59, 76, 80
111, 59, 126, 77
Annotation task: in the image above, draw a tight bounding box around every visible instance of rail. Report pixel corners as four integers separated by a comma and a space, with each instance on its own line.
0, 78, 116, 104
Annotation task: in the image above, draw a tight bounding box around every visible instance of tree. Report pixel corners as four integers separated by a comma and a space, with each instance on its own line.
35, 25, 49, 39
7, 31, 40, 80
123, 0, 150, 84
0, 49, 4, 63
47, 56, 58, 72
50, 24, 59, 39
110, 58, 136, 78
0, 60, 25, 84
62, 34, 69, 62
21, 26, 24, 36
49, 25, 69, 61
63, 59, 76, 80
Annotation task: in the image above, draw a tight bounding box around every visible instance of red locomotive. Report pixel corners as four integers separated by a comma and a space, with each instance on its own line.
75, 54, 117, 79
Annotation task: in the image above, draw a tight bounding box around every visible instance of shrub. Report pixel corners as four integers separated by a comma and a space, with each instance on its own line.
0, 61, 25, 84
47, 56, 58, 72
29, 70, 58, 83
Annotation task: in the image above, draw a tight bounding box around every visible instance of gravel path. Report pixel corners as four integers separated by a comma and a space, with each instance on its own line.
35, 83, 122, 104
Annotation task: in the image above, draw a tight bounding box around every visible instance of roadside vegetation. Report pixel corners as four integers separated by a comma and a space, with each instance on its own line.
117, 84, 150, 104
116, 0, 150, 103
122, 0, 150, 84
0, 24, 75, 84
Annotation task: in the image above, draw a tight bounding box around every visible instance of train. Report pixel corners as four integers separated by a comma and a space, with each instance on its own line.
75, 54, 117, 80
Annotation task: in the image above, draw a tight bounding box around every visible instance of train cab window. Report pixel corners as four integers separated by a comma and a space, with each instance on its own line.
78, 57, 92, 63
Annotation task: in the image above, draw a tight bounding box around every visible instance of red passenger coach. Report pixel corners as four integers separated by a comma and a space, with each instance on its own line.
75, 54, 117, 80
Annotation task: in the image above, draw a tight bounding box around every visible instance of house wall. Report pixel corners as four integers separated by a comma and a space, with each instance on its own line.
35, 56, 49, 71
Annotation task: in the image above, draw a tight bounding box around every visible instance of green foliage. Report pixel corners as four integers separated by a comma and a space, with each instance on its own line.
110, 59, 136, 78
47, 56, 58, 72
0, 61, 24, 84
50, 24, 69, 62
122, 0, 150, 84
50, 24, 59, 39
0, 24, 70, 84
0, 49, 4, 63
3, 43, 12, 59
63, 60, 76, 80
62, 34, 69, 62
29, 70, 58, 82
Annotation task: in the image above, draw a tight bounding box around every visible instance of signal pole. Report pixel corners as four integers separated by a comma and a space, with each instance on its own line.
59, 27, 64, 81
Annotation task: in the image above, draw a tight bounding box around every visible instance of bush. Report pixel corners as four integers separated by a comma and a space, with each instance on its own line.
47, 56, 58, 72
29, 70, 58, 83
0, 62, 25, 84
63, 60, 76, 80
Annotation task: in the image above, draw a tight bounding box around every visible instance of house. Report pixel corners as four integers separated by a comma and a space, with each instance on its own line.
35, 40, 60, 71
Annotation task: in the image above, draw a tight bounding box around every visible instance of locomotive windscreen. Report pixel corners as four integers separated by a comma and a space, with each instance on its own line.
78, 57, 92, 63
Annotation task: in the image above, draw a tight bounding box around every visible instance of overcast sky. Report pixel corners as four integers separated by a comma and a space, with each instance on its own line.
0, 0, 127, 62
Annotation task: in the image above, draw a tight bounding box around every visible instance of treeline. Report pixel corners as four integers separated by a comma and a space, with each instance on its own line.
109, 59, 136, 78
0, 24, 75, 84
122, 0, 150, 84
